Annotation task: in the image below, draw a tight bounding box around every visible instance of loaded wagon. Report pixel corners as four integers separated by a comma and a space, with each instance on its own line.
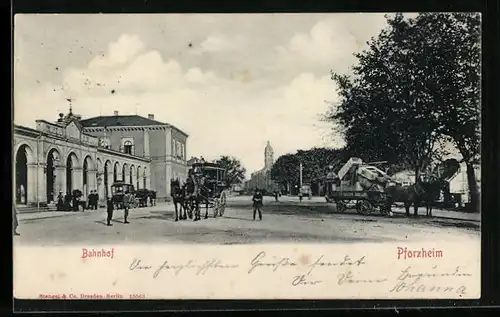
325, 157, 392, 215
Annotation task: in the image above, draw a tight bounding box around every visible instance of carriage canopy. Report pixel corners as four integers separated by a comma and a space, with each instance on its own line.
189, 162, 227, 184
111, 182, 135, 195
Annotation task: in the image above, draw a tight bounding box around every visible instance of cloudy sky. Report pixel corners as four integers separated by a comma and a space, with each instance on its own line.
14, 13, 394, 176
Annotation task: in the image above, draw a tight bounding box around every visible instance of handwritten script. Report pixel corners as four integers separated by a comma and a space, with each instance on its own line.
129, 258, 240, 278
127, 252, 474, 295
389, 265, 471, 295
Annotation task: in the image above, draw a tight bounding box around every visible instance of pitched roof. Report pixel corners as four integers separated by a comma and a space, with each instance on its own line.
80, 115, 166, 128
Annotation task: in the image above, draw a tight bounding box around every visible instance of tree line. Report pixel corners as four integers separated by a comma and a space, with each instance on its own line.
270, 147, 347, 194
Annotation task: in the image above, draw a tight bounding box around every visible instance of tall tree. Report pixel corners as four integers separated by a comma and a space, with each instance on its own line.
213, 156, 246, 186
327, 13, 480, 212
411, 13, 481, 211
270, 153, 300, 192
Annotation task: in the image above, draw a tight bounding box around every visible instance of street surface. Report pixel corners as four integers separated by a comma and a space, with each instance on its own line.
14, 195, 480, 246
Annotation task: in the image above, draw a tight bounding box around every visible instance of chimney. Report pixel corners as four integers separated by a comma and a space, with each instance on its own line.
114, 111, 119, 116
148, 114, 154, 120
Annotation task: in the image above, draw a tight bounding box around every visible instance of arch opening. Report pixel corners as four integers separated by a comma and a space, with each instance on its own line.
46, 148, 60, 203
15, 145, 30, 204
122, 163, 129, 184
113, 162, 121, 183
129, 165, 135, 185
66, 152, 79, 194
83, 155, 93, 198
137, 166, 142, 189
104, 160, 112, 198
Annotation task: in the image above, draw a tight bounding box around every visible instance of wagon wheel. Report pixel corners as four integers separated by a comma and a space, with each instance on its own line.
335, 200, 347, 213
356, 200, 374, 216
218, 191, 227, 216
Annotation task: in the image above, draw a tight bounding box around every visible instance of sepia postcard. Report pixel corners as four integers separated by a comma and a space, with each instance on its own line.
13, 13, 481, 301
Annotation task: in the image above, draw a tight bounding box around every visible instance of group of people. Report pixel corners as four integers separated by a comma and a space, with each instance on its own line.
87, 190, 99, 210
56, 191, 83, 211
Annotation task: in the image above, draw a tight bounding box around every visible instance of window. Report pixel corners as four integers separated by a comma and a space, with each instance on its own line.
176, 141, 181, 159
124, 141, 133, 155
180, 143, 185, 160
172, 140, 176, 157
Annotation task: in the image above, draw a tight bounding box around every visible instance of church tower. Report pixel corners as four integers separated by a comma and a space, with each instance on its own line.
264, 141, 274, 169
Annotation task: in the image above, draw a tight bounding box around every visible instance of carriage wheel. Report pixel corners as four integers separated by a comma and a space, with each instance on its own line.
357, 200, 374, 216
336, 200, 347, 213
219, 192, 226, 216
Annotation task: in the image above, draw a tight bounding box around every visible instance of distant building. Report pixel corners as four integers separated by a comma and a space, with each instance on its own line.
245, 141, 278, 193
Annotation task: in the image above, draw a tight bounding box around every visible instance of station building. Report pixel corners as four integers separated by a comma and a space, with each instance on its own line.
14, 108, 188, 207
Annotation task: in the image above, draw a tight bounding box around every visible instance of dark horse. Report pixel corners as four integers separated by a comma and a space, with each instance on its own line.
170, 179, 188, 221
384, 181, 427, 217
185, 175, 215, 221
420, 175, 442, 217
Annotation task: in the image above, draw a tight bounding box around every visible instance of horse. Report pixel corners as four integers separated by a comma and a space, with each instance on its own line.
184, 175, 215, 221
170, 179, 188, 221
384, 181, 427, 217
180, 183, 193, 220
420, 175, 441, 217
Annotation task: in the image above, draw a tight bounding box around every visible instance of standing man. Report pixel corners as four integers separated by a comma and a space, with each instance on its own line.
106, 197, 114, 226
123, 191, 131, 224
151, 191, 156, 206
56, 191, 64, 211
13, 207, 20, 236
94, 190, 99, 210
87, 191, 93, 211
252, 188, 263, 221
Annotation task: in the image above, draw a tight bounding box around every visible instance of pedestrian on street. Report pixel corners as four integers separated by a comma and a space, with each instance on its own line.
123, 191, 131, 224
13, 207, 20, 236
106, 197, 114, 226
94, 191, 99, 210
252, 188, 263, 221
151, 191, 156, 206
56, 191, 64, 211
87, 191, 93, 211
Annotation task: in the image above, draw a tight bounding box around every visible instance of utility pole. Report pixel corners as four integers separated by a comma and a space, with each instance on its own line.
299, 162, 303, 188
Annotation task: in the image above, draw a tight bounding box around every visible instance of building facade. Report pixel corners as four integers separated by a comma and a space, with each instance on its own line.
80, 111, 188, 201
14, 109, 188, 206
245, 141, 278, 193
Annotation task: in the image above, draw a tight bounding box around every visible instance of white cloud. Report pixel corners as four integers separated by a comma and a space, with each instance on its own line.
15, 33, 345, 177
276, 14, 388, 73
191, 34, 246, 54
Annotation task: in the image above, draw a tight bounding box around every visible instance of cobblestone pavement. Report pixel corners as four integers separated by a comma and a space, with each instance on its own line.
14, 195, 480, 246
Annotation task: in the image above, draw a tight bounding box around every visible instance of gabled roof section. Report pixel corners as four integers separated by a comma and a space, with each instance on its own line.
80, 115, 167, 128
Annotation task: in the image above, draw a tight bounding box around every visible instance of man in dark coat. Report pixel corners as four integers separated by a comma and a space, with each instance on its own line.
252, 188, 263, 221
87, 191, 94, 211
64, 192, 72, 211
94, 190, 100, 210
106, 197, 114, 226
56, 191, 64, 211
123, 191, 131, 224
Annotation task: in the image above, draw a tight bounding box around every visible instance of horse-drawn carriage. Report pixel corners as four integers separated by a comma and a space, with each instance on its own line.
171, 161, 229, 221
